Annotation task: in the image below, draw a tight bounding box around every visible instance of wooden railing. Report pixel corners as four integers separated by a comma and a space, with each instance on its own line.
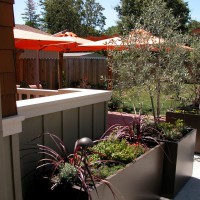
3, 88, 112, 200
16, 88, 79, 100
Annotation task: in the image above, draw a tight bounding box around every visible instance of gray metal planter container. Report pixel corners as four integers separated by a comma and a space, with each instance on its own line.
90, 143, 164, 200
160, 128, 196, 199
166, 111, 200, 153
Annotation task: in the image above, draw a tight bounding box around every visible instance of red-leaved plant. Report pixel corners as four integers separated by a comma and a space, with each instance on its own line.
31, 133, 118, 200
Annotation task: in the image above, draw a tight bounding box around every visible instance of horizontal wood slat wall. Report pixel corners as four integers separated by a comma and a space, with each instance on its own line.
16, 58, 108, 89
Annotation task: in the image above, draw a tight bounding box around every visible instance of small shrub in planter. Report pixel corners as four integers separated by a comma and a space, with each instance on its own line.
166, 109, 200, 153
31, 123, 163, 200
142, 119, 190, 141
141, 119, 196, 199
88, 124, 164, 200
88, 136, 147, 183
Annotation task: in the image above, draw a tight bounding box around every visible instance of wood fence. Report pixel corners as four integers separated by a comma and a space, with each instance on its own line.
16, 58, 108, 89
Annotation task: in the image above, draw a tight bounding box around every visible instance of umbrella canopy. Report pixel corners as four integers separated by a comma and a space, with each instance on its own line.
14, 29, 77, 51
14, 28, 77, 88
73, 29, 163, 52
53, 31, 92, 45
77, 29, 191, 52
69, 36, 122, 52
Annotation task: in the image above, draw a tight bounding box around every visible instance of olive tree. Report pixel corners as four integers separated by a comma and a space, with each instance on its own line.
186, 36, 200, 105
109, 0, 191, 120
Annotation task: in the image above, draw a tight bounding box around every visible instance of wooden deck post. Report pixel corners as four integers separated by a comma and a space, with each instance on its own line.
0, 0, 17, 117
0, 1, 23, 200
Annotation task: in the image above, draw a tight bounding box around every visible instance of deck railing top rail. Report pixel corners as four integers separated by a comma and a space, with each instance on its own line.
3, 88, 111, 137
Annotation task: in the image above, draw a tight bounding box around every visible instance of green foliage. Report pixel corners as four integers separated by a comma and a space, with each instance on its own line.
51, 163, 78, 189
61, 71, 68, 88
90, 138, 146, 164
109, 0, 191, 120
22, 0, 40, 29
103, 26, 120, 36
39, 0, 106, 36
187, 20, 200, 33
186, 36, 200, 104
143, 119, 189, 141
110, 85, 194, 115
115, 0, 190, 33
39, 0, 82, 34
164, 0, 190, 33
157, 119, 187, 140
108, 91, 123, 111
80, 0, 106, 36
59, 163, 77, 183
92, 164, 124, 179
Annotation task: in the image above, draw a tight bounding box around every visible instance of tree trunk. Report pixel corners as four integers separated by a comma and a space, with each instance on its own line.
156, 79, 161, 120
148, 86, 156, 122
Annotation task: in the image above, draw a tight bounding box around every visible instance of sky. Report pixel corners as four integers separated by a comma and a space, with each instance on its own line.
13, 0, 200, 29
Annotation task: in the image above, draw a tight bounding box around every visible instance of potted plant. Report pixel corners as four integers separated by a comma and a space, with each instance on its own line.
89, 125, 164, 200
166, 109, 200, 153
31, 123, 164, 200
142, 119, 196, 199
105, 1, 196, 196
108, 0, 191, 122
165, 34, 200, 153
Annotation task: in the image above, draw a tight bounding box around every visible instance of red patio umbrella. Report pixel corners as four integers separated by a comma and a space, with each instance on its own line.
53, 31, 92, 46
14, 28, 77, 51
53, 31, 95, 87
14, 28, 77, 88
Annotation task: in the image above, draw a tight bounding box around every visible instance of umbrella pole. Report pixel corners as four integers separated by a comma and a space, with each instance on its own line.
58, 52, 63, 89
35, 50, 40, 88
107, 55, 113, 90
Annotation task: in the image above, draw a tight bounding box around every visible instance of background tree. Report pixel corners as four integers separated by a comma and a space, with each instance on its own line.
115, 0, 190, 34
187, 20, 200, 34
39, 0, 106, 36
104, 26, 120, 36
80, 0, 106, 36
109, 0, 190, 120
186, 36, 200, 104
39, 0, 82, 34
22, 0, 40, 28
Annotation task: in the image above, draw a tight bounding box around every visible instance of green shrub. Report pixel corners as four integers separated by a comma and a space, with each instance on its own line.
143, 119, 190, 141
59, 163, 77, 182
90, 139, 146, 164
155, 119, 189, 140
92, 164, 124, 179
108, 92, 123, 111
